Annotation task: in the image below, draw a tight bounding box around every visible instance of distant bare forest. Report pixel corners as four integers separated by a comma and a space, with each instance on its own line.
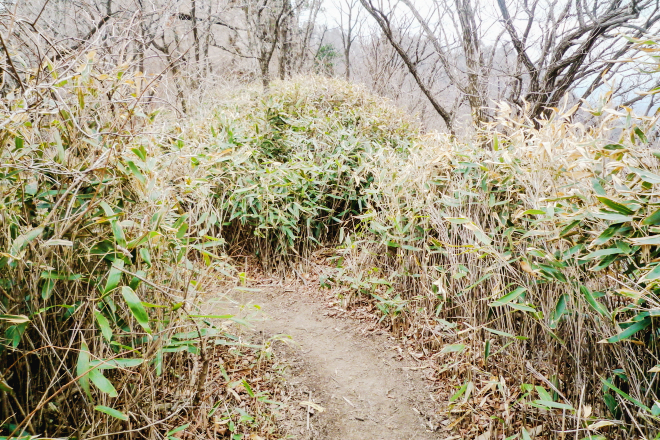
5, 0, 660, 132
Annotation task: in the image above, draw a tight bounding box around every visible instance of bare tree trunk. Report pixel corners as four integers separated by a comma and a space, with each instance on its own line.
295, 0, 321, 74
455, 0, 488, 125
359, 0, 454, 133
260, 57, 271, 89
191, 0, 199, 63
279, 0, 292, 79
337, 0, 362, 81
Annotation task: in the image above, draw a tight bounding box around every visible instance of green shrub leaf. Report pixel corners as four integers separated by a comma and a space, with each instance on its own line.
121, 286, 152, 333
77, 341, 91, 400
95, 405, 128, 421
596, 197, 634, 215
89, 369, 118, 397
602, 318, 651, 343
579, 286, 609, 317
10, 227, 44, 256
490, 287, 526, 307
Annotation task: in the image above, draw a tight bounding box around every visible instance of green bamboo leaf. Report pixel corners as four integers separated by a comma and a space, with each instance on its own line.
592, 212, 633, 223
549, 294, 569, 329
41, 278, 55, 300
131, 146, 147, 161
629, 167, 660, 184
602, 378, 650, 411
642, 264, 660, 281
490, 287, 526, 307
94, 311, 113, 341
99, 200, 115, 217
100, 201, 127, 247
520, 209, 545, 216
89, 369, 118, 397
592, 224, 619, 246
129, 270, 146, 291
176, 221, 188, 239
580, 248, 623, 260
0, 314, 30, 324
601, 318, 651, 343
127, 161, 146, 184
77, 341, 91, 400
463, 222, 492, 245
242, 379, 254, 398
630, 235, 660, 245
536, 386, 553, 401
441, 344, 465, 353
651, 402, 660, 416
597, 197, 634, 215
121, 286, 151, 333
483, 327, 519, 338
532, 400, 575, 411
111, 220, 127, 248
95, 405, 128, 421
634, 126, 648, 143
449, 382, 468, 402
590, 254, 619, 272
167, 423, 191, 436
10, 227, 44, 256
102, 259, 124, 295
643, 208, 660, 225
506, 302, 537, 312
579, 286, 608, 317
139, 248, 152, 267
559, 219, 581, 237
0, 377, 13, 393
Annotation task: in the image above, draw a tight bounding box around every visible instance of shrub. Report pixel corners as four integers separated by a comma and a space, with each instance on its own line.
0, 55, 279, 438
195, 76, 660, 437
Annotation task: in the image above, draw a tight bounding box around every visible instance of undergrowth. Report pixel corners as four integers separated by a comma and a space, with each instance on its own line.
188, 77, 660, 438
3, 49, 660, 439
0, 54, 283, 438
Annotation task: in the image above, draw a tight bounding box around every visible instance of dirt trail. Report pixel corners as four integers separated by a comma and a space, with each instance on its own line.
225, 288, 441, 440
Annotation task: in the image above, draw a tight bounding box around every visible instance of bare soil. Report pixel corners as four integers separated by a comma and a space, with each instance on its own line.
223, 287, 442, 440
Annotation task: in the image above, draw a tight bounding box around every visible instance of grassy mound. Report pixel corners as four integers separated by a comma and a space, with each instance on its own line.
3, 66, 660, 439
0, 58, 282, 438
199, 78, 660, 437
180, 77, 420, 266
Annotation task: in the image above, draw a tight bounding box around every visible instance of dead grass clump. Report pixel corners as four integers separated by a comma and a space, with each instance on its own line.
0, 50, 281, 438
176, 75, 660, 437
324, 101, 660, 438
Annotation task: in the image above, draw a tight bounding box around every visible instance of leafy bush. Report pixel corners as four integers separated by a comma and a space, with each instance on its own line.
194, 77, 660, 437
0, 56, 280, 438
4, 57, 659, 438
183, 78, 418, 266
328, 103, 660, 436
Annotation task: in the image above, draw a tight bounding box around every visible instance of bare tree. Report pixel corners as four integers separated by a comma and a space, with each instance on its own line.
359, 0, 660, 132
359, 0, 456, 132
336, 0, 365, 80
496, 0, 660, 119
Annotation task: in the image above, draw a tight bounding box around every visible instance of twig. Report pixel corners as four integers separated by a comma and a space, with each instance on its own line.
307, 391, 311, 430
0, 31, 25, 93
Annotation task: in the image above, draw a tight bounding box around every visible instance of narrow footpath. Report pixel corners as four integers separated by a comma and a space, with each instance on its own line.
226, 287, 442, 440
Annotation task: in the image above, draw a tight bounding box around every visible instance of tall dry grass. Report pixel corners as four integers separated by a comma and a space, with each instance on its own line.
3, 25, 660, 437
187, 76, 660, 437
0, 46, 281, 438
